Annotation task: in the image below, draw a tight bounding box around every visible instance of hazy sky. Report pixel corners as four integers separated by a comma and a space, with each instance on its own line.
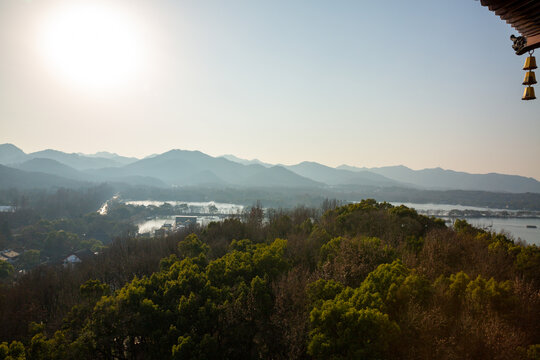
1, 0, 539, 179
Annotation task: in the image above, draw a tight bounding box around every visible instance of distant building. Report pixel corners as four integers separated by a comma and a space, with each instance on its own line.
1, 250, 20, 263
63, 254, 82, 266
154, 228, 166, 237
74, 248, 95, 261
175, 216, 197, 228
63, 249, 95, 267
153, 223, 175, 237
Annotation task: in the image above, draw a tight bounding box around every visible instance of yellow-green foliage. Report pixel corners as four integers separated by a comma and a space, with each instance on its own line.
0, 260, 14, 279
308, 260, 430, 359
436, 271, 515, 313
527, 344, 540, 360
516, 245, 540, 283
2, 202, 538, 359
308, 303, 399, 360
178, 233, 209, 259
23, 235, 289, 359
0, 341, 25, 360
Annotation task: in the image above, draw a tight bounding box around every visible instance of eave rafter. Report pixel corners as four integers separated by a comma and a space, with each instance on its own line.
479, 0, 540, 54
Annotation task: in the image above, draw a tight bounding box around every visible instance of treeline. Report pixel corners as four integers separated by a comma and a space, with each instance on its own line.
120, 185, 327, 209
0, 185, 136, 269
0, 200, 539, 359
369, 187, 540, 211
105, 202, 210, 225
3, 213, 137, 261
119, 184, 540, 210
0, 185, 115, 219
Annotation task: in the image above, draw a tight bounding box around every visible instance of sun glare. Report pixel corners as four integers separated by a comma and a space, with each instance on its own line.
38, 2, 144, 91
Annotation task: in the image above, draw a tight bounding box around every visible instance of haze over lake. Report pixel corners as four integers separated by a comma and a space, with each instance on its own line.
391, 202, 540, 245
125, 199, 540, 245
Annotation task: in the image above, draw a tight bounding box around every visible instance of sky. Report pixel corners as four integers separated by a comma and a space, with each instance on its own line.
0, 0, 539, 179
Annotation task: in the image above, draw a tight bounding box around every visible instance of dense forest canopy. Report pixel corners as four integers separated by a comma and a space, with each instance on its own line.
0, 199, 539, 359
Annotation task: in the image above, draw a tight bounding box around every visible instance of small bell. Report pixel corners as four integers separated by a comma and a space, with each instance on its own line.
523, 71, 537, 85
522, 86, 536, 100
523, 56, 537, 70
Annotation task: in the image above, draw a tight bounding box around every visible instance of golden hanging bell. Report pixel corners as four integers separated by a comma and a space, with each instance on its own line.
523, 71, 537, 85
523, 56, 537, 70
522, 86, 536, 100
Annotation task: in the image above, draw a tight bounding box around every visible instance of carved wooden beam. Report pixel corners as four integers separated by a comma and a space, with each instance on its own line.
513, 34, 540, 55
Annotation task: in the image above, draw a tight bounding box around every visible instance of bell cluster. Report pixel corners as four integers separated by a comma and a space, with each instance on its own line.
522, 53, 537, 100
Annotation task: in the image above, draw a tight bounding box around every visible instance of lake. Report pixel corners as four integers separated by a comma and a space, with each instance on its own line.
131, 200, 540, 245
391, 202, 540, 246
128, 200, 244, 234
125, 200, 243, 214
137, 215, 224, 234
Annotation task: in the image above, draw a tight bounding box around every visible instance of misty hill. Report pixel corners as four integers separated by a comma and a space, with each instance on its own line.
220, 154, 272, 168
104, 175, 169, 188
93, 150, 321, 188
8, 157, 167, 188
0, 144, 29, 164
3, 144, 539, 194
241, 165, 324, 187
285, 161, 405, 187
78, 151, 138, 165
338, 165, 540, 193
0, 144, 132, 170
221, 155, 407, 187
0, 164, 88, 189
28, 149, 124, 170
14, 158, 91, 181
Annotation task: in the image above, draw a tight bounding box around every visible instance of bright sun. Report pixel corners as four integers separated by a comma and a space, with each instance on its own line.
38, 2, 144, 91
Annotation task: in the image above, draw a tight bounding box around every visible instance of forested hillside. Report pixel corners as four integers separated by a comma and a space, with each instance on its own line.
0, 200, 539, 359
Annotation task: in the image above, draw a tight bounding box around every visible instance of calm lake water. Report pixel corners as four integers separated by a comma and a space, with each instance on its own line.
129, 201, 244, 234
391, 202, 540, 246
131, 200, 540, 245
125, 200, 243, 214
137, 215, 223, 234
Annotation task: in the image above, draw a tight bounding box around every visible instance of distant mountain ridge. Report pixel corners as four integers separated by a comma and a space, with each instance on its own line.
77, 151, 138, 165
337, 164, 540, 194
0, 143, 28, 164
220, 154, 272, 168
28, 149, 123, 170
14, 158, 90, 181
0, 164, 89, 189
0, 144, 132, 170
94, 149, 322, 188
0, 144, 539, 194
284, 161, 404, 187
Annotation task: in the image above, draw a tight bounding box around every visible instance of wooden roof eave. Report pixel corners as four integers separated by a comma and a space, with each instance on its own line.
479, 0, 540, 54
516, 34, 540, 55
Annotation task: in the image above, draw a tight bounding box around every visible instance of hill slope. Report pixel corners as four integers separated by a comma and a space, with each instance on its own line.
14, 158, 91, 181
338, 165, 540, 193
286, 161, 405, 187
0, 144, 29, 164
28, 149, 123, 170
78, 151, 138, 165
0, 164, 89, 189
94, 150, 322, 188
220, 154, 272, 168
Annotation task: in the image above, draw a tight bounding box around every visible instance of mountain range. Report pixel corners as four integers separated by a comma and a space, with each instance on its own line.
0, 143, 539, 194
336, 164, 540, 193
